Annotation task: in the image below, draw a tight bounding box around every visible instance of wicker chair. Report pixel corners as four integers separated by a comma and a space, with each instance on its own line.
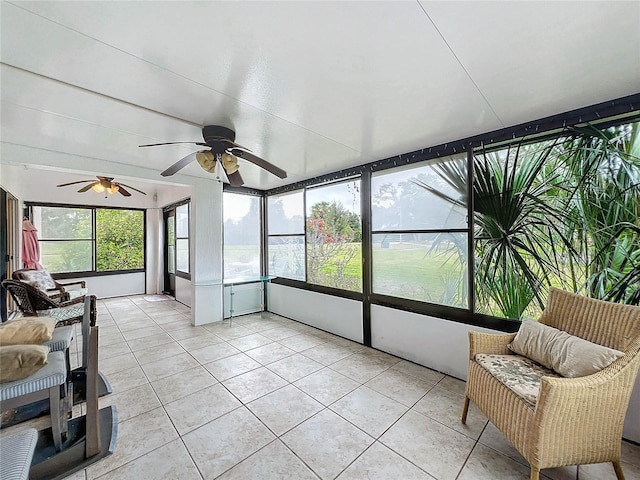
462, 288, 640, 480
12, 268, 87, 302
1, 279, 96, 327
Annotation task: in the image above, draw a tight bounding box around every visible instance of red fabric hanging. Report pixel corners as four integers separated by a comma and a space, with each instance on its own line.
22, 219, 43, 269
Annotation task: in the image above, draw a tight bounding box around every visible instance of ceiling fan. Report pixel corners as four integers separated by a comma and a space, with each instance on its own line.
56, 176, 146, 197
138, 125, 287, 186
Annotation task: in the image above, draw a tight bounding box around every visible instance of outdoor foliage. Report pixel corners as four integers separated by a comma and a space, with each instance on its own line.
306, 201, 361, 291
96, 209, 144, 271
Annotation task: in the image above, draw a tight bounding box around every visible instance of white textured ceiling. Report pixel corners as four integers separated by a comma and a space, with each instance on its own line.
1, 1, 639, 194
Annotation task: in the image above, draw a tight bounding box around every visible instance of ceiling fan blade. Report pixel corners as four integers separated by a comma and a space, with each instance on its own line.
161, 152, 198, 177
117, 185, 132, 197
227, 147, 287, 179
226, 170, 244, 187
97, 176, 114, 182
139, 141, 208, 148
116, 183, 147, 195
56, 179, 96, 187
78, 182, 98, 193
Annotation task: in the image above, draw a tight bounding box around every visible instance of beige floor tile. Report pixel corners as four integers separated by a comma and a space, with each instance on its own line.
390, 360, 445, 384
624, 441, 640, 468
228, 332, 273, 351
380, 410, 475, 480
412, 385, 487, 439
178, 333, 223, 351
437, 375, 467, 396
330, 386, 408, 438
99, 341, 132, 359
204, 323, 254, 340
578, 461, 640, 480
478, 422, 527, 465
150, 365, 218, 405
301, 342, 354, 366
121, 325, 165, 341
365, 368, 435, 407
336, 441, 433, 479
281, 408, 374, 480
458, 443, 532, 480
60, 469, 86, 480
133, 341, 185, 365
183, 407, 275, 479
247, 384, 323, 435
153, 313, 191, 325
164, 383, 242, 435
294, 367, 360, 406
266, 353, 324, 382
105, 364, 149, 394
222, 367, 288, 403
203, 352, 262, 381
260, 326, 301, 341
245, 342, 296, 365
329, 353, 393, 384
99, 383, 161, 422
94, 439, 202, 480
217, 439, 318, 480
100, 352, 139, 375
126, 332, 175, 352
278, 333, 327, 352
86, 407, 178, 480
141, 352, 200, 381
164, 326, 206, 341
190, 342, 240, 364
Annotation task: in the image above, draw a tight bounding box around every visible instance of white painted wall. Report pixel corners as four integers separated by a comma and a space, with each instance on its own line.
59, 272, 145, 298
175, 276, 191, 307
268, 283, 363, 343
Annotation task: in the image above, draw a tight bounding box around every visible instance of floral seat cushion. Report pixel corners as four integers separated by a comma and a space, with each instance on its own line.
475, 353, 561, 408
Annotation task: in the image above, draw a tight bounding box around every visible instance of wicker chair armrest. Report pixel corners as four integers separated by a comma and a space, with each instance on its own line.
55, 279, 86, 289
468, 331, 517, 359
56, 294, 86, 308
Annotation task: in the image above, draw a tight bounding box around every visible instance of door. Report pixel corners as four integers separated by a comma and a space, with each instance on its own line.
163, 209, 176, 296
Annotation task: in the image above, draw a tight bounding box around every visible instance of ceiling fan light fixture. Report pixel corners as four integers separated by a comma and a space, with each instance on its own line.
107, 184, 120, 194
195, 150, 216, 173
92, 183, 105, 193
221, 152, 239, 174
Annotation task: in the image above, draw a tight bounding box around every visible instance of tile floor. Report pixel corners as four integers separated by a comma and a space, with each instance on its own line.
3, 294, 640, 480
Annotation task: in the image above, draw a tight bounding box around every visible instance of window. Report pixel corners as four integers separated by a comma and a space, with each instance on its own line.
306, 179, 361, 292
96, 209, 144, 271
31, 205, 145, 274
267, 191, 305, 280
175, 203, 189, 273
371, 155, 469, 308
224, 192, 261, 279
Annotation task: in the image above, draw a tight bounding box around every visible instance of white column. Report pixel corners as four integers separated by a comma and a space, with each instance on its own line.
190, 179, 224, 325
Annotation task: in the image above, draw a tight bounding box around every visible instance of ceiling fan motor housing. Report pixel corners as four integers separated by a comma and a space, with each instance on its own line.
203, 125, 235, 153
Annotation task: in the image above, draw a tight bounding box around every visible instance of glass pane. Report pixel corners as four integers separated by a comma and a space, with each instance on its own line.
176, 239, 189, 273
372, 232, 467, 307
224, 193, 261, 279
306, 180, 362, 292
167, 215, 175, 246
268, 236, 305, 280
268, 191, 304, 234
96, 209, 144, 271
40, 241, 93, 273
176, 204, 189, 238
372, 155, 467, 231
34, 207, 92, 239
168, 246, 175, 274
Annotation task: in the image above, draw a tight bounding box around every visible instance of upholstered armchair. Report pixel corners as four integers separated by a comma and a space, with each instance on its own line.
1, 279, 96, 327
12, 268, 87, 302
462, 288, 640, 480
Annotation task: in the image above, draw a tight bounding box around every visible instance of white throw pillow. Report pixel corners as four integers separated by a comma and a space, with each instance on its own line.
509, 319, 624, 378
